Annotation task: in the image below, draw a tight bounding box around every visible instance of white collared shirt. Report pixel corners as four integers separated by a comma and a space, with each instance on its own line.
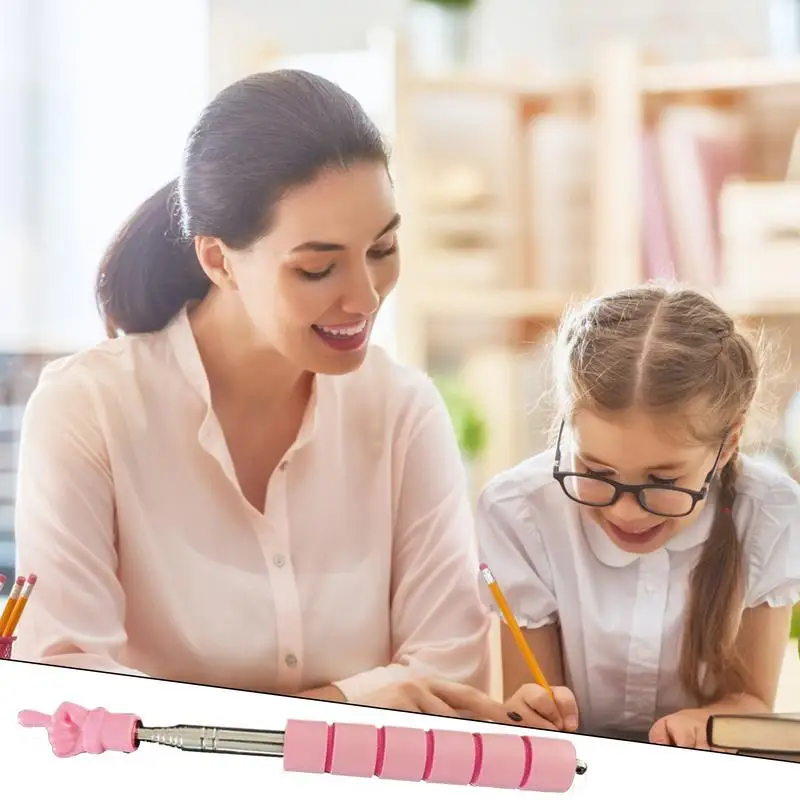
476, 448, 800, 736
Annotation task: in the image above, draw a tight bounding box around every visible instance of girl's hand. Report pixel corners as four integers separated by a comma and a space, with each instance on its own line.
649, 709, 713, 749
503, 684, 580, 732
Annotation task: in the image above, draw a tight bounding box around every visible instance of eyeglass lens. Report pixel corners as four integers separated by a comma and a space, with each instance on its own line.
561, 475, 694, 516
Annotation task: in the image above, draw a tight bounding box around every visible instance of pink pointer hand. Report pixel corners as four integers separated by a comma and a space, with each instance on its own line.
18, 702, 140, 757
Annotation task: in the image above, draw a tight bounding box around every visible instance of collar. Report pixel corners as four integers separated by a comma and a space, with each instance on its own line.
165, 305, 319, 479
580, 483, 718, 568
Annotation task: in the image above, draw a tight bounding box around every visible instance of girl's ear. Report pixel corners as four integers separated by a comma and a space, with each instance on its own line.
721, 419, 745, 467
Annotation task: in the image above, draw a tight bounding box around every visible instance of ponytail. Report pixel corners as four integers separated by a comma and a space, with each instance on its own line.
96, 70, 390, 337
95, 179, 211, 338
679, 454, 746, 703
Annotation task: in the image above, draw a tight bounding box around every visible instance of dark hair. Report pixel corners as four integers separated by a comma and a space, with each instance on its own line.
96, 70, 389, 337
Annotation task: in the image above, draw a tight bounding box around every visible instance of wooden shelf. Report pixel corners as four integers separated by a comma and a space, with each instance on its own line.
414, 289, 570, 318
720, 294, 800, 318
407, 57, 800, 102
407, 72, 587, 101
416, 288, 800, 322
397, 47, 800, 343
413, 209, 512, 235
641, 57, 800, 95
393, 36, 800, 477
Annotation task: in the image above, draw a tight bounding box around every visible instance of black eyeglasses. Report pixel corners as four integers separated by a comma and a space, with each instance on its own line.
552, 420, 725, 518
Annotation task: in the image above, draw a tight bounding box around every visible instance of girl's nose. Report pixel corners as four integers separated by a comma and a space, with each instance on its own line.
610, 492, 652, 523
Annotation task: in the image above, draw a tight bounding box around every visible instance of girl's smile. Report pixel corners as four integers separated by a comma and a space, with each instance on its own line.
599, 517, 670, 551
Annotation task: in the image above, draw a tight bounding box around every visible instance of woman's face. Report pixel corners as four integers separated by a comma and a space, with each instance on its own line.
568, 409, 729, 554
215, 161, 400, 375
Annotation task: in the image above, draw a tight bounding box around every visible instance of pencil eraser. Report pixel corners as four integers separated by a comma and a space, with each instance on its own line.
27, 574, 37, 584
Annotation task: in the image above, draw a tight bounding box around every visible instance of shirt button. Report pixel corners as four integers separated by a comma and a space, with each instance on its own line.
285, 653, 298, 668
279, 460, 289, 471
273, 554, 286, 568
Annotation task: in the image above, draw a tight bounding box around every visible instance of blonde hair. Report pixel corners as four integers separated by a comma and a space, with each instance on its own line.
552, 284, 763, 703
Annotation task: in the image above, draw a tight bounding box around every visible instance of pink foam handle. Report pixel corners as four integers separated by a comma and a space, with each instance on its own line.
328, 723, 379, 778
521, 736, 577, 793
18, 703, 140, 758
378, 726, 428, 781
283, 719, 329, 773
281, 720, 578, 792
471, 732, 527, 789
424, 729, 476, 785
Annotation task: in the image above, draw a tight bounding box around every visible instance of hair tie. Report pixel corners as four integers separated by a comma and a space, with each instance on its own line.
721, 506, 732, 514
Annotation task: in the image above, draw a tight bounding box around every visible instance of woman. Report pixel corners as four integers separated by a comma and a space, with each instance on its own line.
13, 70, 503, 720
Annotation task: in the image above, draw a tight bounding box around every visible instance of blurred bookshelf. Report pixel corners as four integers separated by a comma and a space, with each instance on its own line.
390, 38, 800, 496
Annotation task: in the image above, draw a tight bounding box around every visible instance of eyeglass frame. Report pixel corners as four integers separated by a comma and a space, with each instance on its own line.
551, 419, 726, 518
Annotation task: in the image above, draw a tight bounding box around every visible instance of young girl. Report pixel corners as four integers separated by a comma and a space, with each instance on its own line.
477, 285, 800, 748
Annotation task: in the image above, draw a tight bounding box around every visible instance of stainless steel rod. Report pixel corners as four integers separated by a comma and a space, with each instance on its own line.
136, 725, 285, 757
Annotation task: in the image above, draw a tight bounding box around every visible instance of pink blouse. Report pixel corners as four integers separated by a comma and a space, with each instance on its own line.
12, 307, 491, 702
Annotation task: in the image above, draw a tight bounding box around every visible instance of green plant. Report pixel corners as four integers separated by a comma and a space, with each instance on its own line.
434, 376, 488, 461
415, 0, 477, 9
791, 603, 800, 640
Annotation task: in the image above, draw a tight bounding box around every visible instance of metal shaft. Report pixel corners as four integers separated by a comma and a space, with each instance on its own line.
136, 724, 285, 757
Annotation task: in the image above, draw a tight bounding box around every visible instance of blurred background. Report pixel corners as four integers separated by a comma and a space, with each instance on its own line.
1, 0, 800, 703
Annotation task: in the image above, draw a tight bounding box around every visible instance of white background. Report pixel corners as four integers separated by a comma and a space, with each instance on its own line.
0, 0, 209, 352
0, 659, 793, 799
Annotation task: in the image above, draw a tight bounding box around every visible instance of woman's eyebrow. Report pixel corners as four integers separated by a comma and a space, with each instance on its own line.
289, 213, 401, 254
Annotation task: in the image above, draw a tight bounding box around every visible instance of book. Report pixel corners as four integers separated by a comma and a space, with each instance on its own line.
656, 105, 745, 288
640, 130, 676, 281
707, 713, 800, 756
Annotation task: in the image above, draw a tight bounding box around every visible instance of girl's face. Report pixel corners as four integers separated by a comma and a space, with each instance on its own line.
201, 161, 400, 376
568, 409, 729, 555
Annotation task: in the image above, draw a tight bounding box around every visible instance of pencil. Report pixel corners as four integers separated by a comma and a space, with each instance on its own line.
3, 574, 37, 637
0, 574, 6, 596
479, 562, 554, 700
0, 576, 25, 637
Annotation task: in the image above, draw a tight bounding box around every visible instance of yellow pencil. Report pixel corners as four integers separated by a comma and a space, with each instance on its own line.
0, 576, 25, 637
2, 574, 37, 637
479, 562, 554, 700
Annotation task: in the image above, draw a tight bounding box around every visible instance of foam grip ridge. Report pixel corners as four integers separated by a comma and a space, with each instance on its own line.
282, 720, 577, 793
